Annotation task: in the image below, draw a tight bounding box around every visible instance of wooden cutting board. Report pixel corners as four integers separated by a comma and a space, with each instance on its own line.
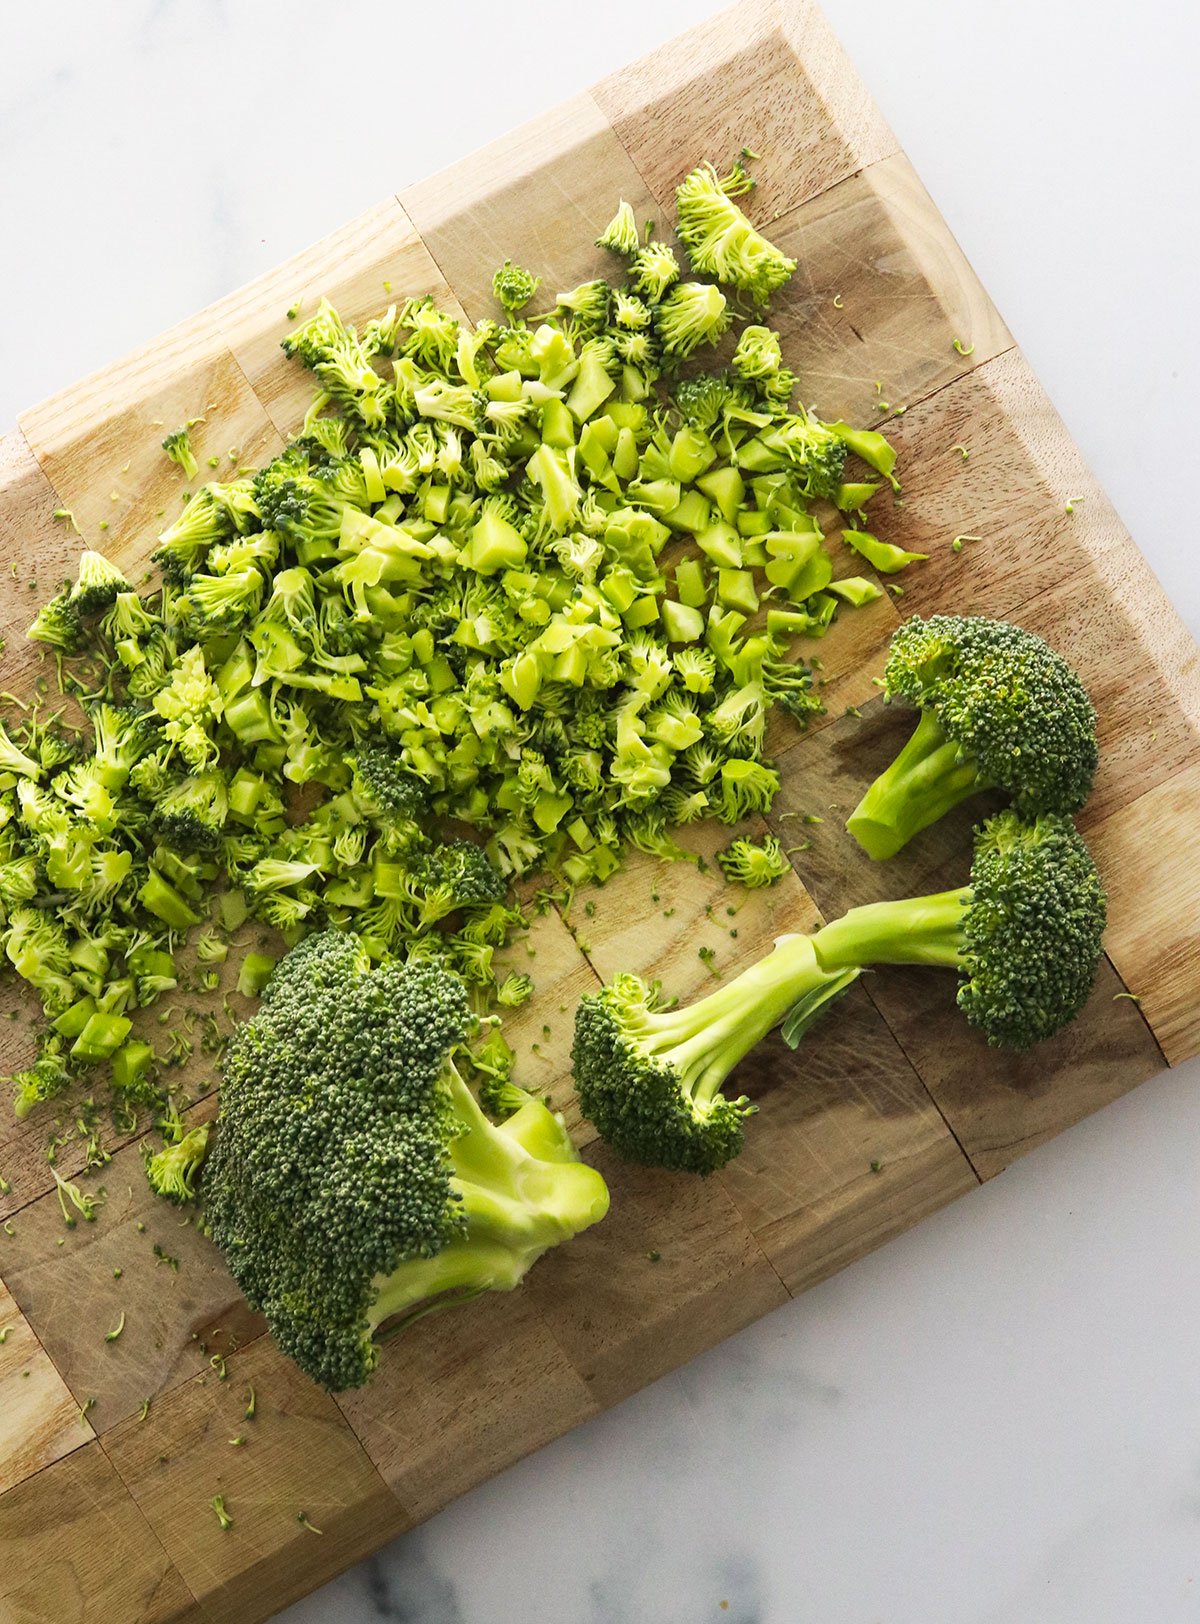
2, 3, 1198, 1618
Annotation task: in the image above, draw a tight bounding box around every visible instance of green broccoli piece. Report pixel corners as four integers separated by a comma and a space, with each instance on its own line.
813, 810, 1106, 1050
155, 772, 229, 853
492, 260, 541, 318
0, 720, 42, 783
655, 282, 731, 359
27, 588, 83, 652
11, 1044, 73, 1120
202, 932, 609, 1390
629, 241, 681, 303
674, 158, 796, 304
152, 488, 231, 582
595, 200, 641, 256
162, 426, 199, 479
145, 1122, 210, 1203
847, 616, 1099, 860
572, 935, 857, 1174
69, 550, 133, 616
494, 971, 535, 1008
716, 833, 789, 888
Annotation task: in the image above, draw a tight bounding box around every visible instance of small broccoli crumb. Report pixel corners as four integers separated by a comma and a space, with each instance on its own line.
105, 1311, 126, 1343
296, 1511, 324, 1535
210, 1494, 233, 1531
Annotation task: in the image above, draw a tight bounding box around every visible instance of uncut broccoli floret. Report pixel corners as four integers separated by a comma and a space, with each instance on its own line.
674, 158, 796, 305
202, 932, 609, 1390
573, 938, 858, 1174
145, 1121, 211, 1203
716, 833, 789, 888
492, 260, 541, 318
846, 616, 1099, 860
162, 426, 199, 479
813, 810, 1106, 1049
27, 588, 83, 652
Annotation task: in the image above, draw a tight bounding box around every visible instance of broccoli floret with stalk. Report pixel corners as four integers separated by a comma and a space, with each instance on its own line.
0, 721, 42, 782
812, 810, 1106, 1050
145, 1122, 210, 1203
162, 426, 199, 479
27, 588, 83, 652
674, 158, 796, 304
629, 241, 681, 303
202, 932, 609, 1390
847, 615, 1099, 860
11, 1045, 73, 1120
716, 833, 789, 888
69, 550, 133, 616
595, 200, 641, 256
655, 282, 731, 359
492, 261, 541, 318
155, 772, 228, 853
572, 937, 858, 1174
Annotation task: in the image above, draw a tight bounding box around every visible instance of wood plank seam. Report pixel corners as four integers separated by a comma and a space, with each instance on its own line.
92, 1435, 206, 1622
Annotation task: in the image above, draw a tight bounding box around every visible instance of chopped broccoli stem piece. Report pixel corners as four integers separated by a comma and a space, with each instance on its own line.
163, 426, 199, 479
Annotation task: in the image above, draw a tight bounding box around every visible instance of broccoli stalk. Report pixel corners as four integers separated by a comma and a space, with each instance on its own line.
847, 615, 1098, 859
572, 935, 858, 1175
812, 811, 1106, 1050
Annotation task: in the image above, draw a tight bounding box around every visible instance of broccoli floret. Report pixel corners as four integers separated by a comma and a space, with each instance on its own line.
492, 260, 541, 318
162, 426, 199, 479
494, 971, 535, 1008
760, 413, 849, 502
556, 280, 610, 334
155, 772, 228, 853
0, 720, 42, 783
629, 241, 681, 303
572, 936, 858, 1174
595, 200, 641, 257
11, 1044, 73, 1120
813, 810, 1106, 1049
347, 740, 427, 831
655, 282, 731, 359
716, 833, 789, 888
69, 550, 133, 616
409, 839, 507, 911
731, 324, 795, 403
202, 933, 609, 1390
153, 488, 231, 582
27, 588, 83, 652
847, 616, 1099, 860
145, 1122, 210, 1203
674, 159, 796, 305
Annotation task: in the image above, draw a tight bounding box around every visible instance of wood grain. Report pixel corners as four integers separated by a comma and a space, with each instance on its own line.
0, 1278, 92, 1496
103, 1336, 409, 1624
0, 1441, 202, 1624
0, 0, 1195, 1614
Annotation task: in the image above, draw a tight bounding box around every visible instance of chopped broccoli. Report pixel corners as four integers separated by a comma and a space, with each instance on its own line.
202, 933, 609, 1390
595, 200, 641, 256
847, 616, 1098, 859
69, 550, 133, 616
655, 282, 731, 358
674, 159, 796, 304
492, 260, 541, 318
27, 588, 83, 651
716, 833, 789, 888
162, 426, 199, 479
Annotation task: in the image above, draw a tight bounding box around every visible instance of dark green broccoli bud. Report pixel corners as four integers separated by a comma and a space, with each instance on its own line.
27, 588, 83, 652
674, 159, 796, 304
813, 810, 1106, 1049
716, 833, 789, 888
408, 839, 508, 911
203, 933, 608, 1390
492, 260, 541, 318
573, 937, 858, 1174
162, 426, 199, 479
69, 550, 133, 616
847, 616, 1099, 860
347, 741, 427, 829
155, 771, 228, 853
145, 1123, 210, 1203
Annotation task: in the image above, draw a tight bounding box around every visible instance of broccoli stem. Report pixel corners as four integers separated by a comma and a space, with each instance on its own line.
812, 887, 968, 971
846, 708, 991, 860
627, 933, 854, 1104
366, 1068, 607, 1339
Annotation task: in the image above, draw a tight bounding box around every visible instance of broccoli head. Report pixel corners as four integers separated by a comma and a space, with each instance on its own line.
572, 937, 858, 1175
203, 932, 608, 1390
813, 809, 1107, 1050
847, 615, 1099, 860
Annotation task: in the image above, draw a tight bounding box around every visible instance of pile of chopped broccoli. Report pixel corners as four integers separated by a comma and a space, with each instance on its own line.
202, 933, 609, 1389
847, 615, 1098, 859
573, 810, 1106, 1170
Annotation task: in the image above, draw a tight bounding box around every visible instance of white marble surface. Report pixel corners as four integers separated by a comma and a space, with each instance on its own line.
6, 2, 1200, 1620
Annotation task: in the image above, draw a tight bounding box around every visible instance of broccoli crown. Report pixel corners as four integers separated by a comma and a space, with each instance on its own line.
885, 615, 1098, 814
408, 838, 507, 910
347, 741, 428, 825
958, 809, 1107, 1047
203, 932, 607, 1389
203, 934, 471, 1390
813, 810, 1107, 1050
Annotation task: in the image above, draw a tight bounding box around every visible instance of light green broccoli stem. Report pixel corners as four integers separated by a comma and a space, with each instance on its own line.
625, 933, 854, 1105
366, 1068, 607, 1340
846, 707, 992, 860
812, 888, 968, 972
162, 427, 199, 480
